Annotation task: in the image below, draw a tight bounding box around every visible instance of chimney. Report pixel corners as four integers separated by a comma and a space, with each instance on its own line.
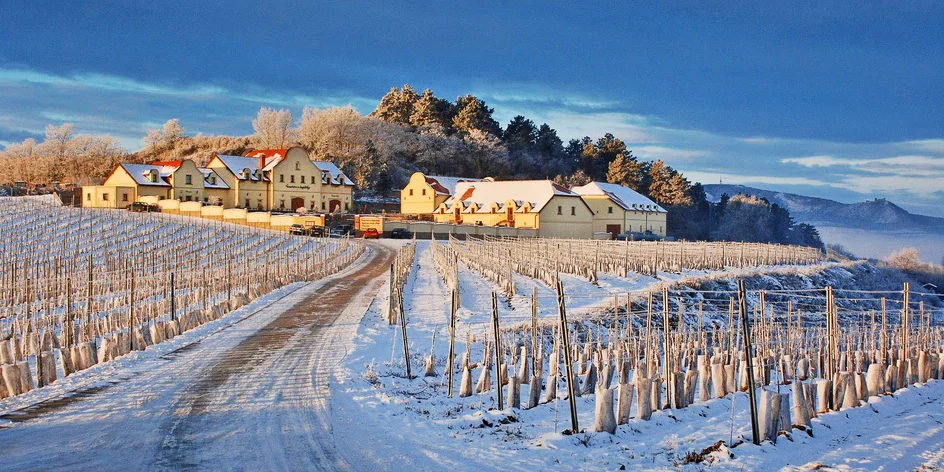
258, 152, 265, 171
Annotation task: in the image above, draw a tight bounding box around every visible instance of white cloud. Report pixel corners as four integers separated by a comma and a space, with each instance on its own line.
782, 154, 944, 176
907, 139, 944, 154
633, 146, 708, 162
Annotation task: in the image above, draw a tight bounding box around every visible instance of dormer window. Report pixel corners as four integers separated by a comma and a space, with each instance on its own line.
242, 169, 250, 179
295, 162, 300, 170
149, 170, 158, 183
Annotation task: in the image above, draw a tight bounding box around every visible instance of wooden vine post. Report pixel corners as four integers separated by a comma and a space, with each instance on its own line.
491, 291, 504, 410
398, 287, 411, 378
738, 280, 761, 445
447, 288, 457, 397
556, 277, 579, 433
387, 264, 395, 324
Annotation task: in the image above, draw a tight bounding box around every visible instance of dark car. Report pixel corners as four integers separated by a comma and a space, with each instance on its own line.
330, 224, 355, 237
616, 230, 663, 242
390, 228, 412, 239
128, 202, 160, 213
309, 226, 325, 237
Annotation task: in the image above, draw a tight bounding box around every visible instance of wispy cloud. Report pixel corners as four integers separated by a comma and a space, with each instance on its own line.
633, 146, 708, 162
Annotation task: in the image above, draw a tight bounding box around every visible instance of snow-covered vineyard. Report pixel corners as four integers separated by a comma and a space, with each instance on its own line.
0, 196, 362, 401
348, 238, 944, 470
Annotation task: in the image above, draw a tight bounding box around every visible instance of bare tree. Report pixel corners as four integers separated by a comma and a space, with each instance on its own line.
252, 107, 295, 148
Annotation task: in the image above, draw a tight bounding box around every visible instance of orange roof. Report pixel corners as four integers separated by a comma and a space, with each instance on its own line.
150, 160, 183, 167
244, 148, 289, 159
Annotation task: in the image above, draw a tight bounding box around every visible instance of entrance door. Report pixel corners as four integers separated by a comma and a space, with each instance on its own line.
329, 199, 341, 213
291, 197, 305, 211
606, 224, 621, 240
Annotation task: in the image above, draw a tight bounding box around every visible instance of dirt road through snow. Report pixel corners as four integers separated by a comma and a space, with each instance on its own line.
0, 242, 398, 471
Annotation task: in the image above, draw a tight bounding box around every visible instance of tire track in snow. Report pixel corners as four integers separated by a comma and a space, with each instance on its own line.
154, 244, 396, 470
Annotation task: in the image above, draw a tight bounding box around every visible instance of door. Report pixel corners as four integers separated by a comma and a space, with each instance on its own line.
291, 197, 305, 211
606, 224, 621, 240
329, 199, 341, 213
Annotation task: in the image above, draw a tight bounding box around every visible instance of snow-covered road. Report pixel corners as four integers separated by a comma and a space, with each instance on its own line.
0, 242, 403, 471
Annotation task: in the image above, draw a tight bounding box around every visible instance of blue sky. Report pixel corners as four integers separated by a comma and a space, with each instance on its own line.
2, 2, 943, 215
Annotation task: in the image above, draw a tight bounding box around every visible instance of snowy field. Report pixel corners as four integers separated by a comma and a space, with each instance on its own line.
336, 241, 944, 471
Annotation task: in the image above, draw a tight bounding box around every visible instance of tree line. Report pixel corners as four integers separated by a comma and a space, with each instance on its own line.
0, 83, 823, 248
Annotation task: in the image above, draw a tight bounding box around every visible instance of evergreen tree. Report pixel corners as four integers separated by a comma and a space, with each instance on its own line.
605, 153, 645, 191
410, 89, 454, 129
452, 94, 502, 137
503, 115, 537, 151
647, 160, 675, 204
562, 138, 583, 174
594, 133, 627, 180
371, 84, 419, 126
666, 172, 692, 205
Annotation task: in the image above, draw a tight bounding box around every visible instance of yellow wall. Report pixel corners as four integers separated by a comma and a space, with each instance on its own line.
580, 194, 668, 237
236, 179, 269, 211
536, 195, 594, 239
205, 188, 230, 205
82, 186, 136, 208
401, 171, 444, 214
205, 157, 239, 208
169, 160, 205, 202
269, 147, 324, 211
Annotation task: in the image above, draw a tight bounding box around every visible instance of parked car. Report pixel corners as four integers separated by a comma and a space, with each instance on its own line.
615, 230, 663, 241
309, 226, 325, 237
330, 224, 355, 237
289, 224, 308, 236
390, 228, 412, 239
363, 228, 380, 239
128, 202, 160, 213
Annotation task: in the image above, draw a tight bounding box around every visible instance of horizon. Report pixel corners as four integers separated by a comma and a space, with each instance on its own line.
1, 2, 942, 216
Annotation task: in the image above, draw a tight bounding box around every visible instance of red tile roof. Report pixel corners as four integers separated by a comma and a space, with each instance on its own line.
150, 160, 183, 167
244, 148, 289, 159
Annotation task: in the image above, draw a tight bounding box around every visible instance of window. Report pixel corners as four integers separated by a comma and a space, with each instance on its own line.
311, 175, 316, 183
295, 162, 300, 170
409, 189, 414, 196
245, 198, 250, 207
103, 193, 109, 201
87, 193, 91, 201
290, 175, 295, 183
345, 202, 349, 210
280, 174, 284, 183
321, 201, 326, 210
571, 206, 575, 216
280, 200, 285, 208
150, 173, 158, 183
422, 189, 426, 196
122, 193, 129, 202
185, 174, 192, 185
607, 206, 613, 214
301, 176, 305, 184
557, 206, 562, 215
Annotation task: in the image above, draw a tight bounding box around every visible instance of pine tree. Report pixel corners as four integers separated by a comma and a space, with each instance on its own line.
371, 87, 402, 123
410, 89, 454, 129
452, 94, 502, 137
503, 115, 537, 151
605, 153, 645, 191
371, 85, 419, 126
647, 160, 674, 204
666, 172, 692, 205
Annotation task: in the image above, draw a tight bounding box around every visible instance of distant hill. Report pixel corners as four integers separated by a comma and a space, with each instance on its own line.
703, 184, 944, 233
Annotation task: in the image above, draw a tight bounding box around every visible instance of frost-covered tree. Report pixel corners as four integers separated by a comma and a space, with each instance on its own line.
252, 107, 295, 148
144, 118, 186, 147
162, 118, 184, 142
452, 94, 501, 137
372, 84, 420, 126
409, 89, 453, 129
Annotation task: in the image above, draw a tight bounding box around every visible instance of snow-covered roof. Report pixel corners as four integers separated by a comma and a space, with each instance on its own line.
213, 155, 269, 181
118, 163, 175, 187
572, 181, 666, 213
199, 168, 231, 189
426, 175, 482, 196
444, 180, 579, 212
315, 162, 354, 186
